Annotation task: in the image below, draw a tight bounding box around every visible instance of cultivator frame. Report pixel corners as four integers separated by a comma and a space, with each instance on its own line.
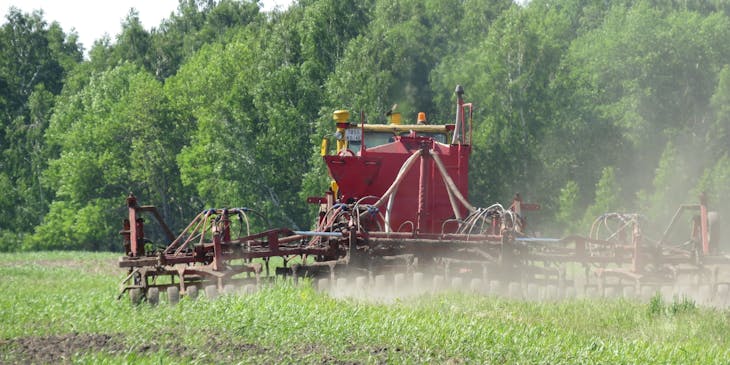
118, 85, 730, 305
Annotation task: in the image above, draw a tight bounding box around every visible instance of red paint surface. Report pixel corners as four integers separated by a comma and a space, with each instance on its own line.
325, 135, 470, 235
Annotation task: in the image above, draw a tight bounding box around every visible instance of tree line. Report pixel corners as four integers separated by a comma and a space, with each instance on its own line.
1, 0, 729, 251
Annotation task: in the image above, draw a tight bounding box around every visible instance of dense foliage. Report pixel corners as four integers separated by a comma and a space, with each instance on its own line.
1, 0, 729, 251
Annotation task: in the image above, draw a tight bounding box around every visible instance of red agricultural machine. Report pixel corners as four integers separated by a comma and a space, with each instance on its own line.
118, 85, 730, 306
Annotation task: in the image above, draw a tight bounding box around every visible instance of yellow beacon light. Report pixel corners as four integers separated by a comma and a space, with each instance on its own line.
333, 110, 350, 153
333, 110, 350, 124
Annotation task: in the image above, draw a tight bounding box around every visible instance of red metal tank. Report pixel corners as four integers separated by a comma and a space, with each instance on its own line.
323, 86, 473, 235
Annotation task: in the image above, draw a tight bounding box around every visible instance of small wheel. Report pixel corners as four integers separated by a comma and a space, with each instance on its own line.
508, 282, 522, 299
698, 285, 712, 305
545, 285, 558, 301
223, 284, 236, 295
526, 283, 539, 300
469, 278, 483, 293
129, 288, 142, 305
317, 278, 330, 291
335, 278, 348, 294
147, 287, 159, 306
167, 286, 180, 305
640, 286, 656, 301
205, 285, 218, 300
715, 284, 729, 307
412, 272, 425, 289
242, 284, 256, 295
451, 277, 464, 290
585, 286, 599, 299
186, 285, 199, 300
432, 275, 444, 292
604, 286, 618, 299
489, 280, 503, 296
355, 276, 368, 291
622, 286, 636, 300
565, 286, 577, 299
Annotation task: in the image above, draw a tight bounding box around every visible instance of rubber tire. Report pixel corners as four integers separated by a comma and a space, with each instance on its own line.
508, 282, 522, 299
167, 286, 180, 305
451, 277, 464, 290
640, 286, 656, 301
393, 273, 405, 292
489, 280, 503, 296
242, 284, 256, 295
660, 286, 673, 301
205, 285, 218, 300
223, 284, 236, 296
585, 286, 599, 299
355, 276, 368, 291
715, 284, 729, 307
546, 285, 558, 301
317, 278, 330, 291
432, 275, 445, 292
698, 285, 712, 305
336, 278, 348, 291
129, 288, 142, 305
374, 275, 387, 289
604, 287, 617, 299
526, 283, 539, 300
622, 286, 636, 300
469, 278, 483, 294
565, 286, 576, 299
186, 285, 199, 300
147, 287, 160, 306
412, 272, 425, 289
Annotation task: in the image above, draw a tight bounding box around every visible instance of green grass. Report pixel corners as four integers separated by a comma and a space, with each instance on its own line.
2, 251, 730, 364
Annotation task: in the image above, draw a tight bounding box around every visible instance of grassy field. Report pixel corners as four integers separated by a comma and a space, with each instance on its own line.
1, 251, 729, 364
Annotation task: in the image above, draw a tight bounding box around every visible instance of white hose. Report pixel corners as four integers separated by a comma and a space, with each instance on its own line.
429, 150, 475, 213
373, 149, 423, 211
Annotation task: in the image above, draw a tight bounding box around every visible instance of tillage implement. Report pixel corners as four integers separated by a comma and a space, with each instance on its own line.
118, 86, 730, 306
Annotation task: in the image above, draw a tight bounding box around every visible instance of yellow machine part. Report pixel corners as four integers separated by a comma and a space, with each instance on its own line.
330, 180, 339, 198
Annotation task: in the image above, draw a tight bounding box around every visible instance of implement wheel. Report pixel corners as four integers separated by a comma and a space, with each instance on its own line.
147, 287, 159, 306
205, 285, 218, 300
129, 288, 142, 305
167, 286, 180, 305
187, 285, 199, 300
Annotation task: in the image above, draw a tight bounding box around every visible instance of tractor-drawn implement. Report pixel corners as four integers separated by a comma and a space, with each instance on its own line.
118, 85, 730, 306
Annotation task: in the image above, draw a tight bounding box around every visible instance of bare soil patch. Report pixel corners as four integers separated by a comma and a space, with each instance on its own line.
0, 331, 353, 364
1, 332, 124, 364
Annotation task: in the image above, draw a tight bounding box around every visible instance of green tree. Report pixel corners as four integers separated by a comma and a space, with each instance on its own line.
431, 1, 579, 211
325, 0, 491, 121
0, 8, 82, 250
31, 63, 184, 250
556, 180, 580, 234
114, 9, 153, 71
149, 0, 262, 79
583, 166, 622, 227
637, 141, 696, 225
567, 3, 730, 194
694, 156, 730, 242
709, 65, 730, 156
5, 0, 730, 252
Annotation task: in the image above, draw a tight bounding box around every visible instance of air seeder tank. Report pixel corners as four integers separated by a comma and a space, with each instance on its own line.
313, 85, 473, 237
